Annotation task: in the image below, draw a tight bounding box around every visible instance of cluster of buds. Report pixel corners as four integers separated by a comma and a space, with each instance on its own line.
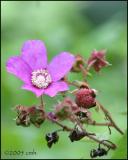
12, 49, 121, 158
15, 105, 45, 127
71, 50, 110, 74
49, 95, 94, 123
53, 97, 78, 121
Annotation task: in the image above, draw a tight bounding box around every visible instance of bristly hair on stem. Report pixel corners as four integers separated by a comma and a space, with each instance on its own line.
12, 48, 124, 158
64, 59, 124, 136
47, 114, 116, 150
40, 95, 44, 109
96, 101, 124, 135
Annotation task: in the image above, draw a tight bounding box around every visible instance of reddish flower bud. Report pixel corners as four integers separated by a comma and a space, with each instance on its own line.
28, 106, 45, 128
54, 97, 78, 120
55, 105, 72, 121
71, 55, 85, 72
75, 89, 96, 109
87, 50, 110, 72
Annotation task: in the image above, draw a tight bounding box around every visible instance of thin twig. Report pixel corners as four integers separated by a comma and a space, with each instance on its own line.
65, 78, 123, 135
47, 116, 116, 150
74, 115, 116, 149
87, 134, 116, 150
40, 95, 44, 109
87, 121, 113, 127
49, 119, 72, 132
79, 60, 96, 79
96, 101, 124, 135
79, 64, 88, 79
64, 79, 80, 88
65, 79, 89, 89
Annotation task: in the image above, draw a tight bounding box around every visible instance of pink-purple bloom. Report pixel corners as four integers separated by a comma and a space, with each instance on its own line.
6, 40, 75, 97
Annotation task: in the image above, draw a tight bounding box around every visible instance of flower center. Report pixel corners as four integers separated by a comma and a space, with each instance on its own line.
31, 69, 52, 88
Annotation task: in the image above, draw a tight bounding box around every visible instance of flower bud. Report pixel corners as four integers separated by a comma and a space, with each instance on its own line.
71, 55, 85, 72
87, 50, 110, 72
75, 89, 96, 109
55, 105, 71, 120
29, 106, 45, 128
54, 98, 77, 120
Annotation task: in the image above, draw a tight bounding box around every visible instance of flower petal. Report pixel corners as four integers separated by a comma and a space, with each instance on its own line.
47, 52, 75, 82
6, 56, 31, 84
22, 84, 44, 97
21, 40, 47, 70
44, 81, 69, 97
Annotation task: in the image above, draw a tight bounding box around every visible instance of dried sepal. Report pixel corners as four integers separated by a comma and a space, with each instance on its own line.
69, 128, 85, 142
45, 131, 59, 148
15, 105, 45, 127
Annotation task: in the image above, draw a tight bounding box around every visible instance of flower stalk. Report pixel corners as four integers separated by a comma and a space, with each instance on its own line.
96, 101, 124, 135
7, 40, 123, 158
40, 95, 44, 109
47, 112, 116, 150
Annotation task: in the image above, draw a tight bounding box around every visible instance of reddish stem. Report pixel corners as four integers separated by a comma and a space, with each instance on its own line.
96, 101, 124, 135
47, 117, 116, 150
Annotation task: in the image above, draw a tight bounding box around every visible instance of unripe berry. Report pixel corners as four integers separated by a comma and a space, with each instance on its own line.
75, 88, 96, 109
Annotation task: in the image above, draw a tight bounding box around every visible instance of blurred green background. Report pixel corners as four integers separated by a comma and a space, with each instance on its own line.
1, 1, 127, 159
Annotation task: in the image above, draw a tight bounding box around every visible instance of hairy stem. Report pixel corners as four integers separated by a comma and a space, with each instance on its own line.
79, 60, 96, 79
47, 117, 116, 150
96, 101, 124, 135
65, 79, 89, 89
40, 95, 44, 109
87, 121, 113, 127
87, 134, 116, 150
79, 64, 88, 79
63, 77, 80, 88
65, 78, 124, 135
48, 118, 72, 132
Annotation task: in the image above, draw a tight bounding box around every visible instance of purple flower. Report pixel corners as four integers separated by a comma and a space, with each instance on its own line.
6, 40, 75, 97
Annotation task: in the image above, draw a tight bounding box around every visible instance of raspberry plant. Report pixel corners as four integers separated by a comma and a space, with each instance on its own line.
6, 41, 124, 158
